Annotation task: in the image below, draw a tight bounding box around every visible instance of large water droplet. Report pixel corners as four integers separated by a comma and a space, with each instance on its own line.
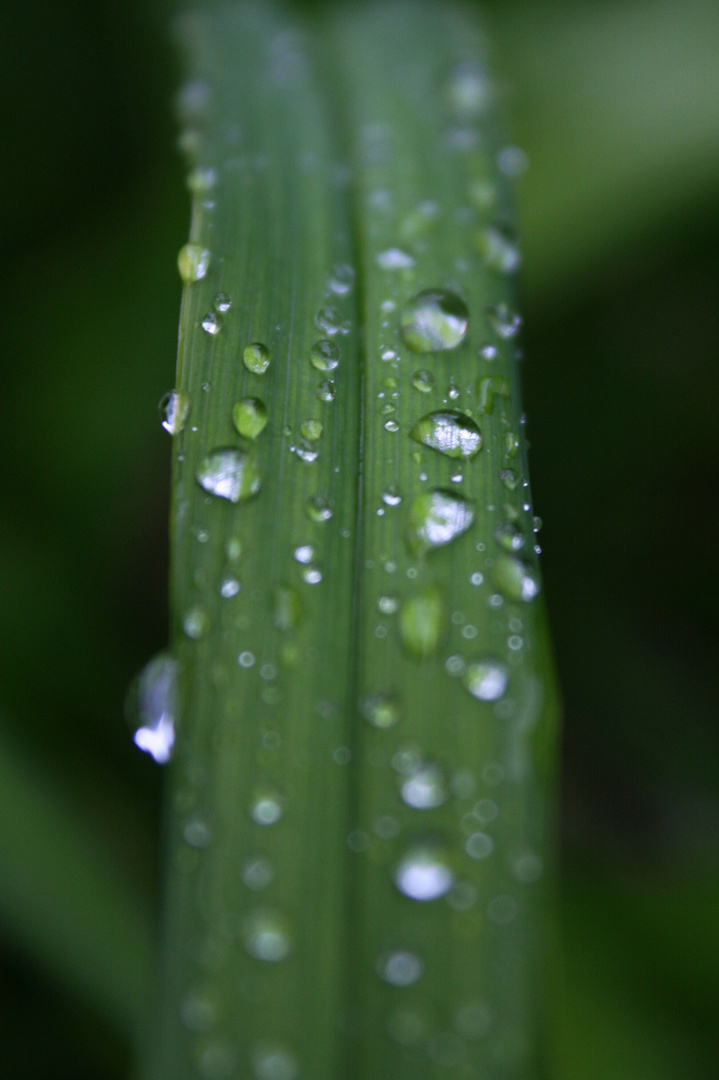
476, 227, 521, 273
177, 243, 210, 283
243, 342, 271, 374
233, 397, 268, 440
400, 289, 469, 353
493, 554, 541, 602
376, 950, 425, 986
126, 652, 178, 764
410, 411, 482, 459
401, 762, 448, 809
486, 303, 522, 339
407, 490, 474, 555
159, 390, 191, 435
361, 691, 401, 729
394, 841, 454, 901
463, 658, 508, 701
310, 340, 340, 372
251, 1044, 299, 1080
399, 586, 445, 658
196, 448, 261, 503
242, 909, 292, 962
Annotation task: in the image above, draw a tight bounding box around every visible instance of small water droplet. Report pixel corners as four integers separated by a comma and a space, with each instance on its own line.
500, 468, 518, 490
196, 448, 261, 503
242, 856, 275, 890
238, 650, 255, 668
300, 418, 323, 441
306, 493, 333, 522
381, 485, 402, 506
177, 243, 210, 283
478, 343, 498, 361
273, 584, 302, 631
233, 397, 268, 440
251, 791, 284, 826
486, 303, 522, 339
243, 342, 271, 374
400, 289, 469, 352
445, 60, 492, 116
533, 515, 543, 533
316, 378, 336, 402
183, 606, 209, 640
477, 375, 510, 414
242, 909, 292, 962
183, 815, 211, 848
494, 521, 524, 552
159, 390, 190, 435
384, 419, 400, 433
310, 339, 340, 372
294, 440, 318, 463
399, 586, 445, 658
410, 410, 482, 459
361, 691, 401, 729
505, 430, 519, 457
378, 594, 399, 615
213, 291, 232, 312
376, 950, 424, 987
394, 841, 454, 901
293, 544, 314, 564
327, 263, 355, 295
465, 831, 494, 860
251, 1044, 299, 1080
493, 554, 541, 601
301, 565, 322, 584
401, 762, 448, 809
476, 227, 521, 273
126, 652, 178, 764
314, 306, 341, 334
376, 247, 415, 270
412, 370, 435, 393
463, 658, 508, 701
220, 577, 240, 598
201, 311, 222, 335
407, 489, 474, 555
186, 165, 216, 195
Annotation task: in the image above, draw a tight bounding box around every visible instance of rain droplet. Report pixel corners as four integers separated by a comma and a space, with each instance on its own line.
310, 340, 340, 372
251, 1044, 299, 1080
196, 448, 261, 503
306, 493, 333, 522
316, 379, 336, 402
476, 227, 521, 273
410, 411, 482, 459
407, 489, 474, 556
497, 145, 528, 176
327, 263, 355, 295
159, 390, 191, 435
465, 832, 494, 860
401, 762, 448, 809
394, 841, 454, 901
243, 342, 271, 374
300, 419, 323, 441
361, 691, 401, 729
486, 303, 522, 339
399, 586, 445, 658
177, 243, 210, 283
242, 909, 292, 962
201, 311, 222, 335
314, 306, 341, 334
463, 658, 508, 701
213, 291, 232, 312
183, 606, 209, 640
251, 792, 284, 826
412, 370, 435, 393
126, 652, 178, 764
301, 565, 322, 585
273, 584, 302, 631
494, 521, 524, 552
400, 289, 469, 352
233, 397, 268, 440
376, 951, 424, 987
376, 247, 415, 270
493, 554, 541, 602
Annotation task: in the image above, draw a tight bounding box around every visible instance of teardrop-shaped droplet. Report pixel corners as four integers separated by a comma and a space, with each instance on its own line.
177, 243, 210, 283
400, 289, 469, 353
493, 554, 541, 602
399, 587, 445, 658
242, 909, 292, 962
393, 841, 454, 901
159, 390, 191, 435
463, 658, 508, 701
125, 652, 178, 764
486, 303, 522, 339
196, 448, 261, 503
410, 411, 482, 459
233, 398, 268, 440
243, 342, 271, 374
310, 340, 340, 372
407, 489, 474, 556
361, 691, 401, 729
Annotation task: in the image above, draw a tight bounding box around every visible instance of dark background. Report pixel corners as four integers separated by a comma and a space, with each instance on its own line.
0, 0, 717, 1076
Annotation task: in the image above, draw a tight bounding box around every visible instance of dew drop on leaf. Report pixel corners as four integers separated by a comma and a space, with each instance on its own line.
196, 448, 261, 503
201, 311, 222, 335
463, 658, 508, 701
213, 291, 232, 312
486, 302, 522, 339
400, 289, 469, 352
401, 762, 448, 809
242, 909, 292, 962
376, 950, 425, 986
361, 691, 401, 729
399, 586, 445, 658
493, 553, 541, 602
316, 378, 336, 402
159, 389, 190, 435
232, 397, 268, 440
300, 419, 323, 441
412, 369, 435, 393
251, 1044, 299, 1080
393, 841, 454, 901
125, 652, 178, 764
410, 410, 482, 459
177, 243, 210, 283
243, 342, 271, 374
407, 489, 474, 555
310, 340, 340, 372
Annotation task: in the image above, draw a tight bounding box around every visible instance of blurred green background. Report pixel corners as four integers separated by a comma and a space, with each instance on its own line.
0, 0, 717, 1076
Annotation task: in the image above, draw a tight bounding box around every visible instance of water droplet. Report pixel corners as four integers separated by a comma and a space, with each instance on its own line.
412, 370, 434, 393
493, 554, 541, 602
293, 440, 318, 463
505, 430, 519, 457
494, 521, 524, 552
376, 247, 415, 270
467, 177, 496, 210
361, 691, 401, 729
238, 650, 255, 668
220, 577, 240, 598
243, 342, 271, 374
201, 311, 222, 335
465, 831, 494, 860
242, 856, 275, 890
500, 468, 518, 490
213, 291, 231, 312
233, 397, 268, 440
400, 289, 469, 352
310, 339, 340, 372
445, 60, 492, 116
378, 594, 399, 615
177, 243, 210, 283
497, 145, 528, 176
381, 485, 402, 506
410, 410, 482, 459
476, 227, 521, 273
533, 515, 543, 533
327, 263, 355, 295
300, 419, 323, 441
183, 606, 209, 640
183, 815, 211, 847
477, 375, 510, 414
251, 1044, 299, 1080
314, 306, 341, 334
251, 791, 284, 826
301, 565, 322, 584
126, 652, 178, 764
478, 343, 498, 361
196, 448, 261, 503
159, 390, 190, 435
376, 950, 424, 987
463, 658, 508, 701
486, 303, 522, 339
394, 841, 454, 901
407, 489, 474, 556
306, 493, 333, 522
399, 586, 445, 658
273, 584, 302, 631
293, 544, 314, 564
316, 378, 336, 402
242, 909, 292, 962
384, 419, 400, 433
401, 762, 448, 809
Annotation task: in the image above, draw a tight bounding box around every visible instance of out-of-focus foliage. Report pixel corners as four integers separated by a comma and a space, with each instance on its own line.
0, 0, 717, 1077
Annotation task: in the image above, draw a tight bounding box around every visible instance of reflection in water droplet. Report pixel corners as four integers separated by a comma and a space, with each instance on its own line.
197, 448, 261, 503
233, 397, 268, 440
376, 950, 424, 986
316, 378, 336, 402
376, 247, 415, 270
407, 489, 474, 555
384, 419, 400, 432
243, 342, 271, 374
310, 340, 340, 371
300, 419, 323, 441
273, 584, 303, 631
476, 227, 521, 273
399, 587, 445, 658
401, 289, 469, 352
294, 440, 318, 463
242, 856, 275, 890
213, 291, 232, 312
494, 521, 524, 552
242, 909, 292, 962
394, 841, 454, 901
410, 411, 482, 459
201, 311, 222, 335
401, 762, 448, 809
159, 390, 190, 435
412, 369, 435, 393
183, 606, 209, 640
306, 493, 333, 522
493, 554, 541, 601
486, 303, 522, 339
251, 792, 284, 826
126, 652, 178, 764
361, 691, 401, 729
251, 1044, 299, 1080
177, 243, 210, 283
314, 306, 341, 334
463, 658, 508, 701
327, 263, 355, 295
